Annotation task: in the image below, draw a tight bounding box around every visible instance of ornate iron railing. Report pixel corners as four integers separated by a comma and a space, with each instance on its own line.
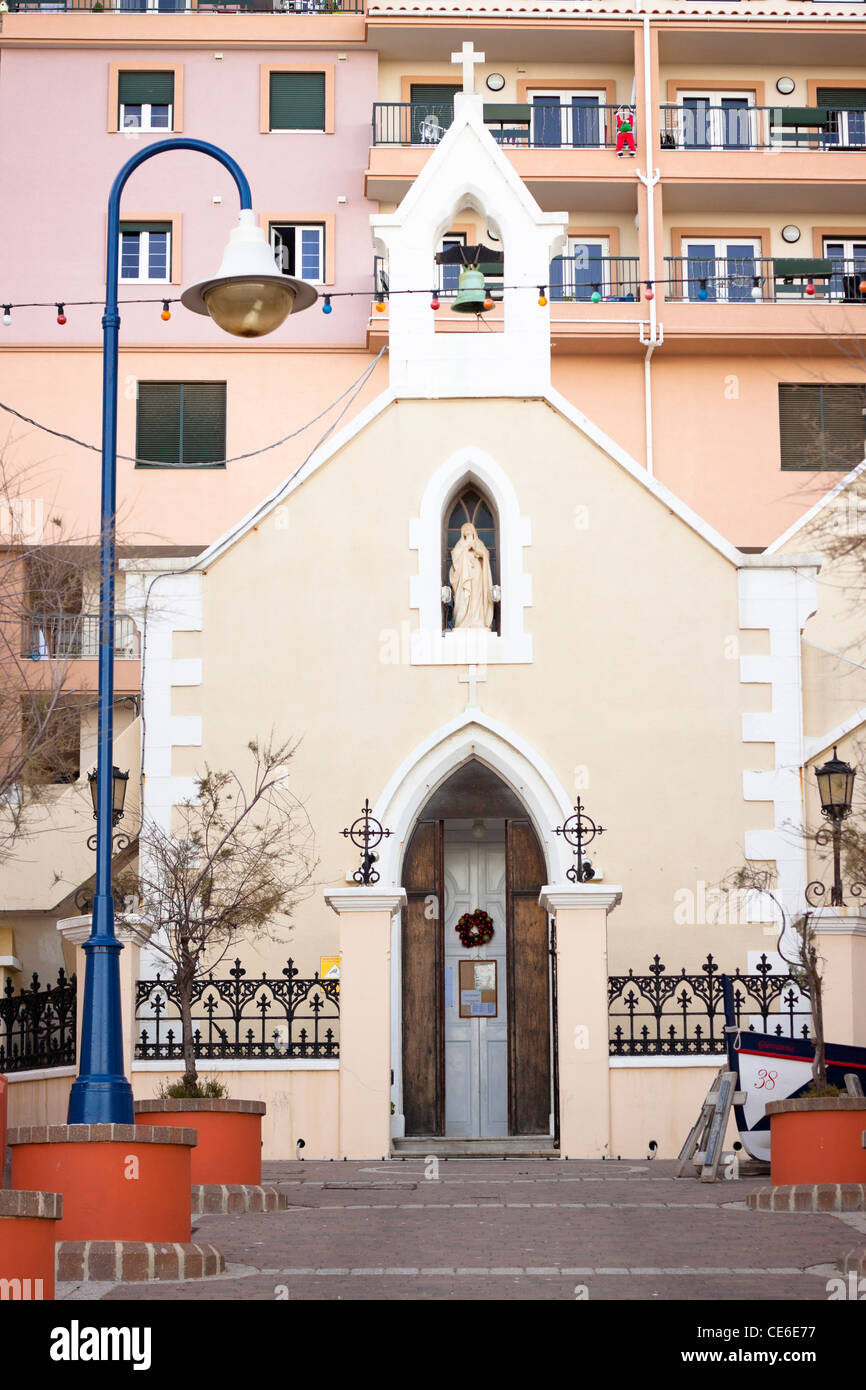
22, 612, 139, 660
609, 954, 810, 1057
135, 957, 340, 1060
0, 970, 77, 1073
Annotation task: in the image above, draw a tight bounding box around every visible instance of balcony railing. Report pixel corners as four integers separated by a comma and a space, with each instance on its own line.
0, 970, 77, 1074
21, 613, 139, 660
374, 255, 641, 305
5, 0, 361, 12
660, 104, 866, 152
372, 102, 620, 149
665, 255, 866, 304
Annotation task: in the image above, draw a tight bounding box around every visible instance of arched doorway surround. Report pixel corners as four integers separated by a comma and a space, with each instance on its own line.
371, 715, 574, 1142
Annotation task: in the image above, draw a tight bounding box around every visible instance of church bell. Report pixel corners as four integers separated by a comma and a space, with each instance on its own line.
451, 267, 493, 314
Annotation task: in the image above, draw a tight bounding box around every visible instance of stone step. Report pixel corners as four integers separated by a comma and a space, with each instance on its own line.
747, 1183, 866, 1212
192, 1183, 290, 1215
392, 1137, 559, 1159
57, 1240, 225, 1283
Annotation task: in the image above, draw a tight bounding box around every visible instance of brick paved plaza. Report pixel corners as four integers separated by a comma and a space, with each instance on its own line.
56, 1159, 866, 1303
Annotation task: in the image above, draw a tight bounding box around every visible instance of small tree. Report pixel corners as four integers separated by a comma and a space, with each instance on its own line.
728, 866, 830, 1090
132, 738, 316, 1095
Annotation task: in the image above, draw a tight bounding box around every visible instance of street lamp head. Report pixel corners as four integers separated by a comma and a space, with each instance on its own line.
815, 746, 856, 822
87, 765, 129, 827
180, 209, 317, 337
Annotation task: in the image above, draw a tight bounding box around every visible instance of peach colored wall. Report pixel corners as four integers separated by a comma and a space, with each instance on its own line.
5, 1070, 75, 1130
0, 347, 388, 546
610, 1065, 740, 1161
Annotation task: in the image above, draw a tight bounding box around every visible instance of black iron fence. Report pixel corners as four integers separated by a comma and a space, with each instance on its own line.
135, 957, 340, 1061
0, 970, 77, 1073
609, 954, 810, 1057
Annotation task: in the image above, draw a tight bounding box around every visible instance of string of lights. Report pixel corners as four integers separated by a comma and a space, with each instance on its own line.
3, 269, 858, 324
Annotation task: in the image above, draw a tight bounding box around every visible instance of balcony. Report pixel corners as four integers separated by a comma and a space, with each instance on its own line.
660, 104, 866, 153
373, 102, 622, 150
664, 255, 866, 304
375, 254, 641, 304
367, 102, 637, 207
21, 613, 139, 660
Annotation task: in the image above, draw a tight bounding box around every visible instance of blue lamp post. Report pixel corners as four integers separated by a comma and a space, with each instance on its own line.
67, 139, 316, 1124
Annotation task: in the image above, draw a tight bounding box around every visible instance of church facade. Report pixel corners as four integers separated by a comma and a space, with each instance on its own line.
121, 90, 864, 1159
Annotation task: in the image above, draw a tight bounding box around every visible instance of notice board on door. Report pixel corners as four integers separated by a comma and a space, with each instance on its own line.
459, 959, 498, 1018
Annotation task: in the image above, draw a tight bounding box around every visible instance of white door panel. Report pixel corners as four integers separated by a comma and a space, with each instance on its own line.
444, 831, 508, 1138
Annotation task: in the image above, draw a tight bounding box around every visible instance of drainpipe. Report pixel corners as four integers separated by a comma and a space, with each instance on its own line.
636, 13, 662, 477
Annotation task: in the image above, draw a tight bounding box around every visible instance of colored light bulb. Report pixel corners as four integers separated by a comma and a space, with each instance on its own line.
375, 300, 386, 313
805, 280, 815, 296
590, 291, 601, 304
430, 294, 440, 310
322, 296, 333, 315
644, 286, 654, 301
56, 305, 66, 325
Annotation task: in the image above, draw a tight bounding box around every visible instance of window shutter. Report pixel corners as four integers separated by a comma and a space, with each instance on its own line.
119, 71, 175, 107
816, 88, 866, 110
137, 383, 182, 467
180, 384, 226, 466
119, 220, 171, 236
409, 84, 459, 141
269, 72, 326, 131
779, 384, 866, 470
136, 383, 226, 468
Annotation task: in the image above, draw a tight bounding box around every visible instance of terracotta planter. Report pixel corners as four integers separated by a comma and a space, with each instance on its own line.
767, 1097, 866, 1186
134, 1099, 265, 1186
0, 1189, 62, 1300
8, 1124, 196, 1243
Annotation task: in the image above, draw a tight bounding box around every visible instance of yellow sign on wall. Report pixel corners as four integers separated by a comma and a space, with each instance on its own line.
320, 955, 340, 980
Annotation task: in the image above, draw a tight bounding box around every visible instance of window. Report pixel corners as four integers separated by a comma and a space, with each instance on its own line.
21, 696, 80, 786
779, 384, 866, 471
136, 383, 226, 469
676, 92, 756, 150
816, 89, 866, 149
269, 72, 326, 131
823, 238, 866, 301
118, 71, 174, 132
409, 84, 460, 144
526, 89, 607, 148
550, 236, 613, 301
119, 222, 171, 283
269, 223, 324, 283
443, 487, 500, 634
681, 237, 761, 302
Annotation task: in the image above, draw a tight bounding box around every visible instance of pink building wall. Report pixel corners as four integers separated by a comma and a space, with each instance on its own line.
0, 46, 378, 347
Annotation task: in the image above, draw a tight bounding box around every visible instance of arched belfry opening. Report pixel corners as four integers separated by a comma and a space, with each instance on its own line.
400, 760, 553, 1141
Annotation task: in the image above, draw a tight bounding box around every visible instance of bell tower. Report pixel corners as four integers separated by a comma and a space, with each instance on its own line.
370, 68, 568, 399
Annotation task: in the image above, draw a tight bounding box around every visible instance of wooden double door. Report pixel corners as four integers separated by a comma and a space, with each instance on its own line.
401, 818, 552, 1137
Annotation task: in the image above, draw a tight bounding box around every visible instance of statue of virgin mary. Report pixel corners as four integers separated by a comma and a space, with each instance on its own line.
449, 522, 494, 630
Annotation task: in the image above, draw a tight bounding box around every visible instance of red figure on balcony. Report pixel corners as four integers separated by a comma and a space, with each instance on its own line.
616, 107, 636, 157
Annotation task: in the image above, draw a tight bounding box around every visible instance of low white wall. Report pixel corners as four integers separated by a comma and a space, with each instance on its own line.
610, 1059, 740, 1160
131, 1062, 340, 1160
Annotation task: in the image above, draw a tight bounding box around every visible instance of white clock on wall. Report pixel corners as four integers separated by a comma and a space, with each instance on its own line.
486, 74, 506, 92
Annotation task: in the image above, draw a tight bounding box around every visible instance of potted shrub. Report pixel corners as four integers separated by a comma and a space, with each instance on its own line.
129, 739, 315, 1185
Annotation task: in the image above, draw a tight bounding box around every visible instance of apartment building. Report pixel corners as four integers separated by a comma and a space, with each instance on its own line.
2, 1, 866, 1155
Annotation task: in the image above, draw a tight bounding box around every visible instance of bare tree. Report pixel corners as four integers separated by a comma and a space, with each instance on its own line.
0, 455, 109, 859
727, 866, 830, 1090
129, 738, 317, 1095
